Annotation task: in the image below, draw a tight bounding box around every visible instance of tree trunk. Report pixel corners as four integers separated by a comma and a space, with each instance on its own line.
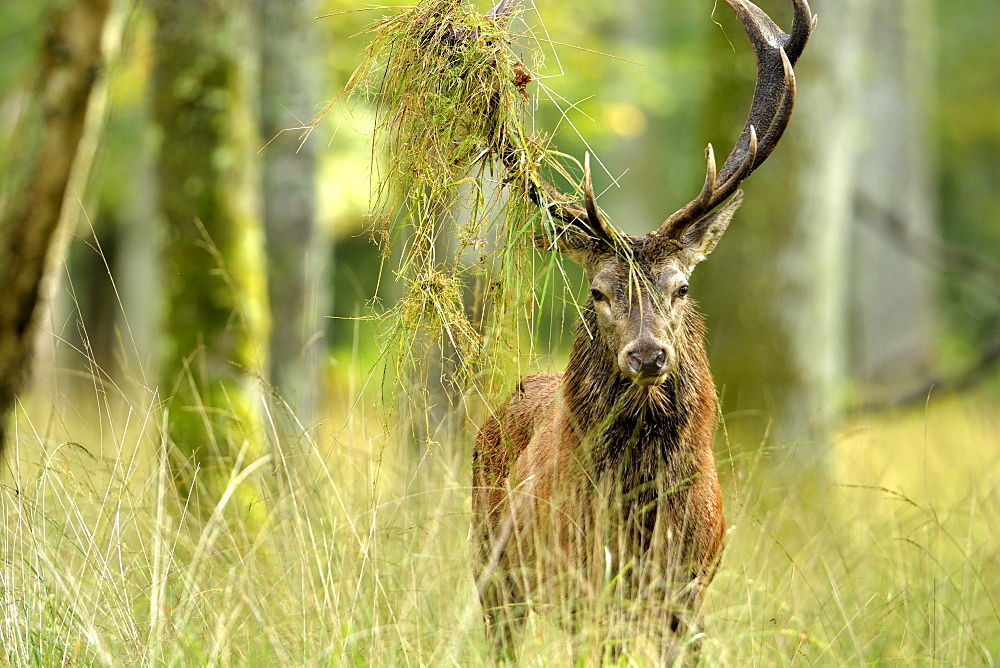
149, 0, 270, 498
0, 0, 112, 458
700, 0, 938, 462
258, 0, 328, 445
849, 0, 937, 405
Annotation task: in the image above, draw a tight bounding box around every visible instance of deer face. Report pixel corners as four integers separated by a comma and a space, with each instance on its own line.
553, 192, 743, 386
585, 251, 693, 386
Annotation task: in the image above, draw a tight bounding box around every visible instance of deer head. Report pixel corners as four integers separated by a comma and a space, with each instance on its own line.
500, 0, 815, 387
555, 178, 744, 386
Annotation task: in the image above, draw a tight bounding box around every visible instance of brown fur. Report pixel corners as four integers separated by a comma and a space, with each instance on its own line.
472, 237, 728, 663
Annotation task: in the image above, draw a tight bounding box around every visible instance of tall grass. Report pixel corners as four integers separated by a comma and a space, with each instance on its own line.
3, 354, 999, 665
705, 395, 1000, 664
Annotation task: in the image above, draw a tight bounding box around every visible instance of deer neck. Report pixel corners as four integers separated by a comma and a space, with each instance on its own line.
562, 308, 714, 473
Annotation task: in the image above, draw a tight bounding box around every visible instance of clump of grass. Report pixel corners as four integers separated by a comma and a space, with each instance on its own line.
1, 359, 493, 665
342, 0, 588, 419
363, 0, 530, 209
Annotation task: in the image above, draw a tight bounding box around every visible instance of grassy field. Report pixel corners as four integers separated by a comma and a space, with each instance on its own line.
2, 365, 998, 665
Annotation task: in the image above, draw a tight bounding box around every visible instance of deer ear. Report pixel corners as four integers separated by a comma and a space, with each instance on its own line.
681, 191, 743, 261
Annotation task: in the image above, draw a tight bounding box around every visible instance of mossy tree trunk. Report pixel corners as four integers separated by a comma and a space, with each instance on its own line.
149, 0, 270, 497
0, 0, 112, 459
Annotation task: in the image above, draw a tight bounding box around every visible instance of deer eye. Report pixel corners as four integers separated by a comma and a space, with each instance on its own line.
590, 288, 605, 302
677, 284, 689, 298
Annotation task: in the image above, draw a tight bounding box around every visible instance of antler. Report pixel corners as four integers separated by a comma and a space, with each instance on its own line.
487, 0, 617, 246
523, 152, 616, 245
656, 0, 815, 241
485, 0, 519, 22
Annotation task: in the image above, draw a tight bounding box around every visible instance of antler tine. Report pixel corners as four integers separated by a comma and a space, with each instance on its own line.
738, 47, 796, 175
533, 177, 587, 224
657, 0, 813, 241
521, 155, 615, 246
486, 0, 521, 25
582, 153, 616, 243
720, 123, 759, 194
785, 0, 816, 64
695, 143, 719, 212
667, 143, 720, 228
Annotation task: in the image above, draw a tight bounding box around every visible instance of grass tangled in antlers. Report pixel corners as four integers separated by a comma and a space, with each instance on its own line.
347, 0, 590, 407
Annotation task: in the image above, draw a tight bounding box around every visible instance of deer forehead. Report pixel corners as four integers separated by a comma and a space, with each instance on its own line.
589, 254, 690, 295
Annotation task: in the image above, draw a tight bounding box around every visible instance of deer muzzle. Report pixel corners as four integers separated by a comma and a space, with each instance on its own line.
621, 338, 673, 386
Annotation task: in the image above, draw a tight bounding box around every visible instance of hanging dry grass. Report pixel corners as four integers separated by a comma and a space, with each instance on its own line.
339, 0, 591, 410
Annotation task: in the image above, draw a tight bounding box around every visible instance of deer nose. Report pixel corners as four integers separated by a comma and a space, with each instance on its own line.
626, 345, 667, 378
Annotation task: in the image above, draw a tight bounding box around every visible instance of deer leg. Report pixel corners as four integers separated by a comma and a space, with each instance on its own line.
478, 570, 528, 664
652, 573, 708, 666
652, 608, 704, 667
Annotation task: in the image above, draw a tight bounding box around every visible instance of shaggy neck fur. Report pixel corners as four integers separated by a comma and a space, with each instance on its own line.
562, 301, 716, 484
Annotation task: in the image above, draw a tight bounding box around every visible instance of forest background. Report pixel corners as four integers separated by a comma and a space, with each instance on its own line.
0, 0, 998, 664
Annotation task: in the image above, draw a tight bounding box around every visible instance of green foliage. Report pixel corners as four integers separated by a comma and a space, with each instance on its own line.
0, 1, 54, 183
935, 0, 1000, 346
0, 2, 52, 95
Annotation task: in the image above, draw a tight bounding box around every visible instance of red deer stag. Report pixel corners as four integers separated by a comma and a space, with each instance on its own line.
472, 0, 814, 662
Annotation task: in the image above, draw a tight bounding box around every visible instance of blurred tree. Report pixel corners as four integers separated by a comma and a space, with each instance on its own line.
691, 0, 939, 463
935, 0, 1000, 388
66, 12, 159, 391
0, 4, 55, 164
758, 0, 861, 459
0, 0, 112, 457
258, 0, 330, 437
149, 0, 271, 496
849, 0, 937, 405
